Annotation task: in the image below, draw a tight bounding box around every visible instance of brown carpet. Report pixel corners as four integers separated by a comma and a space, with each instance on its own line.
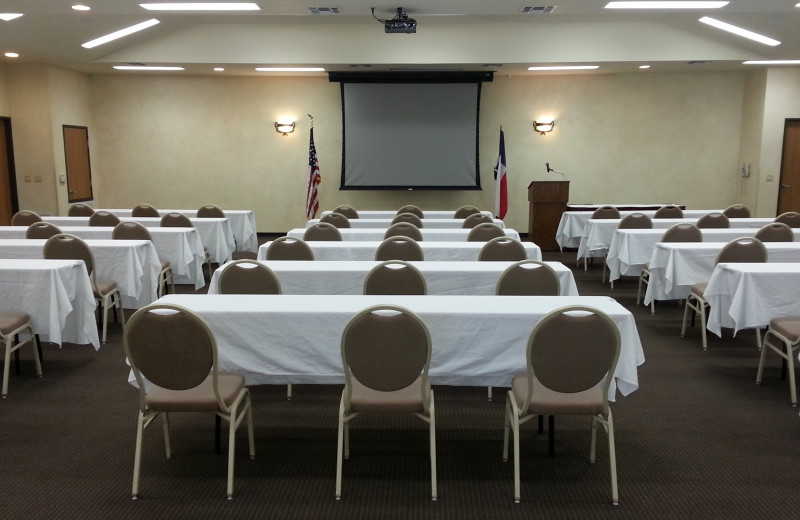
1, 250, 798, 519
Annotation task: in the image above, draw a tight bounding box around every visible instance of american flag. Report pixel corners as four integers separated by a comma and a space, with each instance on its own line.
305, 127, 321, 219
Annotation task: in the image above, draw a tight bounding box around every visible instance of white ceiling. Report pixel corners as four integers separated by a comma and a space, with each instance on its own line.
1, 1, 799, 76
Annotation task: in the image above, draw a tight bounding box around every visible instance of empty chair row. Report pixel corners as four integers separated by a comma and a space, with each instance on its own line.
328, 204, 484, 220
321, 211, 494, 230
303, 221, 508, 242
63, 202, 226, 218
590, 203, 751, 220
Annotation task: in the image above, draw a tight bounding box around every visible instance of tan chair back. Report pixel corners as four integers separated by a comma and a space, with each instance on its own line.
619, 212, 653, 229
304, 222, 342, 241
11, 210, 42, 226
397, 205, 424, 219
43, 233, 95, 276
723, 204, 751, 218
112, 221, 153, 241
25, 222, 61, 239
391, 212, 423, 228
375, 236, 424, 261
332, 205, 359, 219
775, 212, 800, 228
131, 204, 160, 217
160, 212, 193, 228
461, 213, 493, 228
217, 260, 281, 294
320, 212, 352, 228
590, 206, 621, 219
478, 236, 527, 261
661, 223, 702, 242
496, 260, 560, 296
197, 204, 226, 218
754, 222, 794, 243
467, 223, 506, 242
363, 260, 426, 295
266, 236, 315, 260
716, 237, 767, 264
696, 212, 730, 228
67, 203, 94, 217
88, 210, 121, 227
453, 205, 480, 219
384, 222, 423, 241
653, 205, 684, 218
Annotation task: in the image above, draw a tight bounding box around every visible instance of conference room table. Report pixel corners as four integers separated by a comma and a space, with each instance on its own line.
145, 294, 644, 400
642, 242, 800, 305
321, 210, 494, 220
306, 218, 506, 229
0, 225, 206, 289
0, 239, 160, 309
43, 216, 235, 264
287, 227, 521, 242
208, 260, 579, 296
98, 208, 258, 253
705, 263, 800, 338
576, 217, 773, 262
257, 240, 542, 262
556, 209, 715, 250
0, 259, 100, 348
605, 227, 800, 282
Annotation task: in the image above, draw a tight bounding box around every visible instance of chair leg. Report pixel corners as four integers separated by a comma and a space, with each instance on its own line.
335, 396, 346, 500
487, 386, 492, 401
606, 412, 619, 505
287, 383, 292, 400
680, 296, 693, 338
131, 411, 147, 499
429, 390, 437, 501
2, 337, 11, 398
548, 415, 555, 457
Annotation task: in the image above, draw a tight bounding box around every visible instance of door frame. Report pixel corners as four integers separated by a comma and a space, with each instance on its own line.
63, 124, 94, 203
777, 118, 800, 216
1, 117, 20, 217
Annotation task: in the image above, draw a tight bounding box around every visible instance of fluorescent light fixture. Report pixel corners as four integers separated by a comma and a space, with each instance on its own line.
72, 5, 91, 11
4, 52, 19, 58
743, 60, 800, 65
255, 67, 326, 72
606, 1, 728, 8
527, 65, 599, 71
82, 19, 160, 48
0, 13, 23, 21
639, 65, 651, 69
140, 3, 260, 10
213, 67, 225, 71
699, 16, 780, 47
113, 65, 184, 71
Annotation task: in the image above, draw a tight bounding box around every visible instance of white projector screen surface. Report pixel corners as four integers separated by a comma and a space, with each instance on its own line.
341, 82, 481, 190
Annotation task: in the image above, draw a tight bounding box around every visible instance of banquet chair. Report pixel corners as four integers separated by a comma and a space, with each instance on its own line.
0, 311, 42, 398
384, 222, 423, 241
112, 222, 174, 297
467, 223, 506, 242
681, 237, 767, 351
67, 203, 94, 216
265, 236, 315, 261
131, 204, 160, 217
607, 212, 653, 285
124, 303, 254, 500
653, 204, 684, 219
453, 205, 481, 219
722, 204, 751, 218
583, 206, 621, 272
363, 260, 427, 295
502, 305, 621, 505
775, 211, 800, 228
161, 212, 212, 277
88, 210, 121, 227
391, 212, 423, 228
375, 236, 424, 261
25, 221, 61, 239
11, 210, 42, 226
43, 233, 124, 343
461, 213, 493, 228
757, 317, 800, 406
217, 260, 281, 295
696, 212, 730, 228
332, 205, 359, 219
637, 223, 702, 315
304, 222, 343, 241
478, 236, 527, 262
754, 222, 794, 242
320, 212, 352, 228
397, 204, 424, 219
336, 304, 436, 500
197, 204, 225, 219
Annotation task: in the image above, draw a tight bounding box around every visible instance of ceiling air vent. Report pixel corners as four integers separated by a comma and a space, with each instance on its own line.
307, 7, 342, 15
521, 6, 556, 15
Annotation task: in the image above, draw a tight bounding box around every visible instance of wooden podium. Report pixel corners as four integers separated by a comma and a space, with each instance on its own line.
528, 181, 569, 251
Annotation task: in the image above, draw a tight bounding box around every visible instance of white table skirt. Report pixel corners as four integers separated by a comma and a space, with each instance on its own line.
0, 239, 160, 309
0, 226, 205, 289
606, 227, 800, 282
705, 263, 800, 337
288, 227, 520, 242
307, 217, 506, 229
208, 260, 578, 296
257, 240, 542, 262
100, 209, 257, 253
146, 294, 644, 400
556, 209, 715, 250
321, 210, 494, 220
643, 242, 800, 305
0, 259, 100, 348
44, 216, 235, 264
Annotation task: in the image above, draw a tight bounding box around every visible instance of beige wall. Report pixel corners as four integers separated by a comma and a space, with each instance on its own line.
0, 63, 9, 115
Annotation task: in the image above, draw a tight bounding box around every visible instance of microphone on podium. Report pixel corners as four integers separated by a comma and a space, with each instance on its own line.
546, 162, 567, 180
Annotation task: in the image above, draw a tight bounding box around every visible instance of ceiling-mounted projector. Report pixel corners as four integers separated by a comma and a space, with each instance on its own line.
376, 7, 417, 34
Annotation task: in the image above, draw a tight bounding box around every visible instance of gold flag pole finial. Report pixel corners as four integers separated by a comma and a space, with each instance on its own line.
308, 114, 314, 128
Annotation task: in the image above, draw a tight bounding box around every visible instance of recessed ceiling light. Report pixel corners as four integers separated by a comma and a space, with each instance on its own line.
699, 16, 780, 47
605, 1, 728, 8
113, 65, 185, 71
255, 67, 326, 72
528, 65, 599, 71
82, 19, 160, 49
5, 52, 20, 58
743, 60, 800, 65
72, 4, 91, 11
140, 3, 260, 10
0, 13, 23, 21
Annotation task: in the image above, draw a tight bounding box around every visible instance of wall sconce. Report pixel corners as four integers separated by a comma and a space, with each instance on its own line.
274, 121, 295, 136
533, 120, 555, 135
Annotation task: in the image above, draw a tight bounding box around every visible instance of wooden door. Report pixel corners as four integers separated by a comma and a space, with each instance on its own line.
0, 118, 19, 226
777, 119, 800, 216
63, 125, 93, 202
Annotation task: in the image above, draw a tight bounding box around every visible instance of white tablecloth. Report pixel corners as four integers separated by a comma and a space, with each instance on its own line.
288, 227, 520, 242
705, 263, 800, 337
643, 242, 800, 305
148, 294, 644, 400
44, 216, 235, 264
606, 227, 800, 281
0, 259, 100, 348
208, 260, 578, 296
257, 240, 542, 262
0, 239, 160, 309
0, 226, 205, 289
100, 209, 257, 252
307, 218, 506, 229
321, 210, 494, 220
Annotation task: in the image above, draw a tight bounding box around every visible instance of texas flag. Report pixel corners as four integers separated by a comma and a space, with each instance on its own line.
493, 128, 507, 220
